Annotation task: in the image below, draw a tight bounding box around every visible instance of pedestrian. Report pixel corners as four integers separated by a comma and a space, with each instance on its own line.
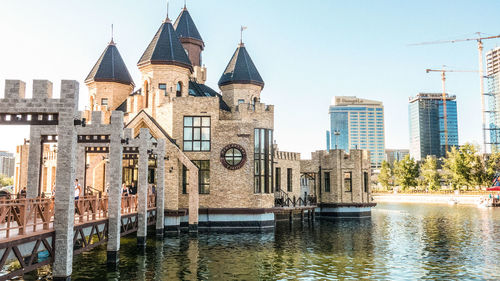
74, 179, 81, 200
122, 183, 129, 196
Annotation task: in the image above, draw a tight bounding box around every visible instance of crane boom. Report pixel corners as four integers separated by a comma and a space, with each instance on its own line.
411, 32, 500, 154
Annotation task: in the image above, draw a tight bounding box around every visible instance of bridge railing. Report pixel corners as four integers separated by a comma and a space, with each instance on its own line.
0, 197, 54, 238
0, 193, 157, 239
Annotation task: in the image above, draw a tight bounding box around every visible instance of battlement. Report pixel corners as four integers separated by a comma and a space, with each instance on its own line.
235, 102, 274, 114
275, 150, 300, 161
3, 80, 77, 101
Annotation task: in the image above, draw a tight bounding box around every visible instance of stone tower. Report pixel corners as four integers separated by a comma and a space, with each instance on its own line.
137, 14, 193, 117
173, 5, 207, 84
85, 38, 134, 122
218, 42, 265, 109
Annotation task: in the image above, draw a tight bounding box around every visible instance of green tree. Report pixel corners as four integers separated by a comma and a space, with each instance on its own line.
486, 148, 500, 180
0, 174, 13, 187
394, 155, 419, 190
420, 155, 440, 190
378, 160, 393, 190
443, 143, 487, 190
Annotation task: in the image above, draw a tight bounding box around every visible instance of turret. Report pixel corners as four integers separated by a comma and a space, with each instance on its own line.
218, 42, 264, 109
137, 14, 192, 113
85, 37, 134, 122
174, 5, 206, 84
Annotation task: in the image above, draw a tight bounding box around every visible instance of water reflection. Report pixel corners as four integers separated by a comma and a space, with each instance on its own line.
24, 203, 500, 280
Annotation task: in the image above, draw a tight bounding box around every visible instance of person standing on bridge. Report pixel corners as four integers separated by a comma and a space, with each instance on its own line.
74, 179, 81, 200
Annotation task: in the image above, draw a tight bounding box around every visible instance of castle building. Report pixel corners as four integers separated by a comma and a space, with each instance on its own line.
14, 5, 375, 230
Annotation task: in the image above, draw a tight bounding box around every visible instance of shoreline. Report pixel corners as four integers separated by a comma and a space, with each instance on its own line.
373, 193, 484, 205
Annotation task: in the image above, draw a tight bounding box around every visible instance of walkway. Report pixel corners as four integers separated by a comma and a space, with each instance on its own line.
0, 194, 157, 280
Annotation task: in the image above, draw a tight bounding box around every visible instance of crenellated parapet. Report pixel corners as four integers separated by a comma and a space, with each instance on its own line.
0, 80, 78, 120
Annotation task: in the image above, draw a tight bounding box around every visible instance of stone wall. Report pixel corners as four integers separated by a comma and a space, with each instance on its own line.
274, 148, 301, 201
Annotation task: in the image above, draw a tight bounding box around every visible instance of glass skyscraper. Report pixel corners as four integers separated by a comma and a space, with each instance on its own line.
327, 96, 385, 168
486, 47, 500, 151
408, 93, 459, 161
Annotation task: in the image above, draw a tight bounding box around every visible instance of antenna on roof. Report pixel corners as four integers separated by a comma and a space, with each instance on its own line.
240, 26, 247, 45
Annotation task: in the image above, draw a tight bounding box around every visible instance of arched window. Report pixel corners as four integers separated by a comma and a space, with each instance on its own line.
144, 81, 149, 108
176, 82, 182, 97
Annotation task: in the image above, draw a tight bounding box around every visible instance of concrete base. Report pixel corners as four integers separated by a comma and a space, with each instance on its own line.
137, 236, 147, 247
106, 251, 119, 264
197, 212, 275, 231
316, 206, 373, 219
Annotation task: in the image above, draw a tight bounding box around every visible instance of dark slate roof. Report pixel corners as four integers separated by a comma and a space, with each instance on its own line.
173, 8, 203, 43
138, 19, 192, 70
218, 43, 264, 88
188, 81, 231, 111
116, 100, 127, 112
85, 42, 134, 86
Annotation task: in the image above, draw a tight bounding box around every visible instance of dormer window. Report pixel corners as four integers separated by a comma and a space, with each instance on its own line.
176, 82, 183, 97
101, 98, 108, 106
238, 99, 245, 105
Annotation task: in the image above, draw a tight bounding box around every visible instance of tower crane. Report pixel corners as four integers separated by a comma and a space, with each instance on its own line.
425, 67, 478, 154
411, 32, 500, 154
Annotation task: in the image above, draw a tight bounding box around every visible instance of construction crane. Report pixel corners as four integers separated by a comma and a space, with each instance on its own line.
425, 67, 478, 154
411, 32, 500, 154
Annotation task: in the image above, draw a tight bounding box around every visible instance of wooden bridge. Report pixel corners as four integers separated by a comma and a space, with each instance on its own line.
0, 194, 157, 280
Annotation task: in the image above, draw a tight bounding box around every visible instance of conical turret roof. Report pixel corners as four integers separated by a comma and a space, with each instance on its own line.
218, 43, 264, 88
85, 41, 134, 86
173, 7, 203, 44
138, 19, 192, 71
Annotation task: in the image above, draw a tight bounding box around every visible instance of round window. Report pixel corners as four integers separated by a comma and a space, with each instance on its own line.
220, 144, 247, 170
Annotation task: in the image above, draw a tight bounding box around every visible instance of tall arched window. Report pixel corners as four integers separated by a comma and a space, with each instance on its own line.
144, 81, 149, 107
176, 82, 182, 97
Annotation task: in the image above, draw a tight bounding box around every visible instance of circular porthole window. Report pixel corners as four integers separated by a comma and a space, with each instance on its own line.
220, 144, 247, 170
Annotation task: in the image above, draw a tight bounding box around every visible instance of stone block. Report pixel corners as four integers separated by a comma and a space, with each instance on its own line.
33, 80, 53, 99
4, 80, 26, 99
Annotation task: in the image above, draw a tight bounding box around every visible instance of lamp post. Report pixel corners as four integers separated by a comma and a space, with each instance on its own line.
333, 130, 340, 149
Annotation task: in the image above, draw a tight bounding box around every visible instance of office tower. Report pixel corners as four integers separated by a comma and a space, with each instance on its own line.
408, 93, 459, 161
328, 96, 385, 168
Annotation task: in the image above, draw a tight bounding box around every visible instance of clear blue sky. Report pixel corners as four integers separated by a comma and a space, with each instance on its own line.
1, 0, 500, 157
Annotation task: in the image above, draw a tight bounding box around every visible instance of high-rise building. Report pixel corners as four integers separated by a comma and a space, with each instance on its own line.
327, 96, 385, 168
0, 151, 15, 178
408, 93, 459, 161
385, 149, 409, 165
486, 47, 500, 151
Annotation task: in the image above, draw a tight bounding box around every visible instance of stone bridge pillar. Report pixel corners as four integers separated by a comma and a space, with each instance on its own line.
155, 139, 166, 237
107, 111, 124, 263
137, 128, 150, 246
53, 80, 79, 280
27, 126, 41, 198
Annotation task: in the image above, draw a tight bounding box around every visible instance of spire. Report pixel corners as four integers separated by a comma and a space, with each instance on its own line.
138, 17, 192, 70
85, 40, 134, 86
173, 5, 203, 44
110, 24, 115, 45
218, 43, 264, 88
164, 0, 171, 23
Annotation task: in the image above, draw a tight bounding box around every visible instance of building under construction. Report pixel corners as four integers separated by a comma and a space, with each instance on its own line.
409, 93, 459, 161
486, 46, 500, 151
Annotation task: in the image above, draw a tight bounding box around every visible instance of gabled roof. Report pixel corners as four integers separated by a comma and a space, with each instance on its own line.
125, 110, 178, 147
85, 42, 134, 86
188, 81, 231, 111
173, 8, 203, 45
138, 19, 192, 71
218, 43, 264, 88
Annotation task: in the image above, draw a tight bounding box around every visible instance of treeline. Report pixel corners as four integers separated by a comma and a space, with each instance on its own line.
377, 143, 500, 191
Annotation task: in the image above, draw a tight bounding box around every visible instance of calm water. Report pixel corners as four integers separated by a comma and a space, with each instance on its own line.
25, 203, 500, 280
